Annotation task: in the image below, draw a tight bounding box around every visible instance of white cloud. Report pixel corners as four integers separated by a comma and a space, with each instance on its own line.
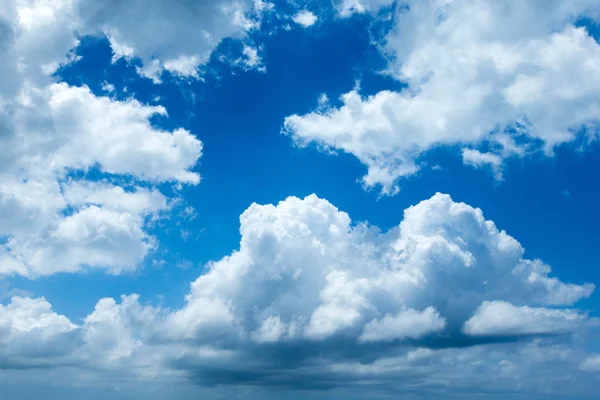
1, 2, 599, 396
0, 1, 203, 277
6, 206, 153, 276
163, 55, 202, 79
462, 148, 504, 180
62, 182, 168, 215
580, 354, 600, 372
0, 294, 163, 374
253, 0, 275, 14
0, 193, 597, 396
46, 83, 202, 184
336, 0, 395, 17
0, 296, 77, 366
359, 306, 446, 342
0, 297, 76, 337
292, 10, 317, 27
238, 44, 265, 71
0, 0, 77, 96
81, 294, 161, 369
463, 301, 586, 337
0, 82, 201, 277
251, 315, 286, 343
101, 81, 115, 93
284, 0, 600, 194
74, 0, 267, 81
166, 192, 593, 345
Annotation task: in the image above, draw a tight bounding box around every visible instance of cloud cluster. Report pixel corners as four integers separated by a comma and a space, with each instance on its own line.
1, 2, 599, 398
284, 0, 600, 194
1, 193, 597, 396
0, 0, 205, 277
74, 0, 271, 81
168, 192, 593, 346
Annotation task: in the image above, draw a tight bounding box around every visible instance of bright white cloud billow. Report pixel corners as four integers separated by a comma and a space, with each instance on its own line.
1, 193, 597, 397
285, 0, 600, 194
0, 0, 203, 277
0, 81, 202, 276
358, 306, 446, 342
463, 301, 586, 337
292, 10, 317, 27
166, 192, 593, 346
74, 0, 269, 81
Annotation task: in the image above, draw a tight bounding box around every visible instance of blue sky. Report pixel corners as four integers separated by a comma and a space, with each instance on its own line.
2, 1, 600, 399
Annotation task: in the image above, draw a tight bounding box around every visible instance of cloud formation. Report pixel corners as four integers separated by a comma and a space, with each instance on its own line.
1, 2, 599, 398
0, 0, 203, 277
167, 192, 593, 346
463, 301, 586, 337
74, 0, 270, 81
1, 193, 597, 397
292, 10, 317, 27
285, 0, 600, 194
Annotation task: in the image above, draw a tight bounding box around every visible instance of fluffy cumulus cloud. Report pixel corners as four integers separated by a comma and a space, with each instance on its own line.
74, 0, 271, 82
1, 194, 598, 397
292, 10, 317, 27
0, 297, 78, 369
168, 192, 594, 347
0, 0, 284, 277
0, 0, 203, 277
284, 0, 600, 194
463, 301, 586, 337
0, 294, 163, 374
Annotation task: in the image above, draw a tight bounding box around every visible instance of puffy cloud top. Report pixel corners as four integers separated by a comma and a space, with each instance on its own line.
0, 0, 206, 277
292, 10, 317, 27
285, 0, 600, 194
0, 193, 596, 395
75, 0, 263, 81
169, 192, 593, 347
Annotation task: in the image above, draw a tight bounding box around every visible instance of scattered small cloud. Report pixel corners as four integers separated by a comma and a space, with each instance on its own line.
101, 81, 116, 93
292, 10, 318, 27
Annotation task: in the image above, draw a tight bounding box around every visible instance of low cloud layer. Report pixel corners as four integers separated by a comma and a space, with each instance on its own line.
1, 193, 597, 397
